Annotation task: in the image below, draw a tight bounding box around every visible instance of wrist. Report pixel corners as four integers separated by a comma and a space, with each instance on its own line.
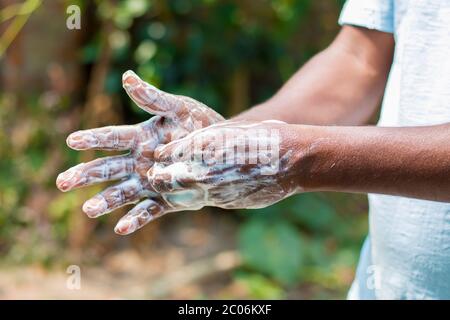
282, 124, 342, 193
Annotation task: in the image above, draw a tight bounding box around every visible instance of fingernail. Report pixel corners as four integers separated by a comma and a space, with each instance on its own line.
67, 131, 98, 150
114, 207, 154, 235
122, 70, 140, 88
114, 219, 135, 235
83, 195, 108, 218
154, 146, 170, 162
56, 167, 79, 191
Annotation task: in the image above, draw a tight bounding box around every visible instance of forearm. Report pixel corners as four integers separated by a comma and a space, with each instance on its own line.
234, 27, 394, 126
287, 123, 450, 202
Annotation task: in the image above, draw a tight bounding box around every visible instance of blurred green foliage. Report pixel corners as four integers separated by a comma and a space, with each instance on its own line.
0, 0, 367, 298
238, 192, 367, 296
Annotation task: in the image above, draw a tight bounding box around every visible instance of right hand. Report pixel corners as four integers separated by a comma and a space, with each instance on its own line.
56, 70, 224, 235
148, 119, 300, 211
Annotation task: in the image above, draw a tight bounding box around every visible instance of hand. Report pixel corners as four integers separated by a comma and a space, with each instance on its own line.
148, 120, 302, 211
56, 70, 224, 235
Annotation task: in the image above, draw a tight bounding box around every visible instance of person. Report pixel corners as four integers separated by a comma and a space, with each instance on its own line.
56, 0, 450, 299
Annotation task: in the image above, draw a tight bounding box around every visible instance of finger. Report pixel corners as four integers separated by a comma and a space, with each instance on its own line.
82, 178, 145, 218
114, 198, 169, 235
147, 162, 215, 205
154, 130, 218, 163
56, 155, 135, 192
148, 162, 197, 193
149, 162, 241, 192
154, 138, 191, 163
122, 70, 188, 118
66, 125, 140, 151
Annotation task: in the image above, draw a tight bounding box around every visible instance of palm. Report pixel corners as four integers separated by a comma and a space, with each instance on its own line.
56, 70, 224, 235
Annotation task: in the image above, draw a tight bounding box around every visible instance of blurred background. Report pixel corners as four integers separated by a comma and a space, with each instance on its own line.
0, 0, 369, 299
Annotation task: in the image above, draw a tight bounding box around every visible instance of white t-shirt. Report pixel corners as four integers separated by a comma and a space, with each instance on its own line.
339, 0, 450, 299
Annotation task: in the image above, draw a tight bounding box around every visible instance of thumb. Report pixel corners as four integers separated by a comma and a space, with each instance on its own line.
122, 70, 185, 118
154, 137, 193, 163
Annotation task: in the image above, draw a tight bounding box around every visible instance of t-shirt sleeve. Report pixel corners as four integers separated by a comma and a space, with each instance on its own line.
338, 0, 394, 34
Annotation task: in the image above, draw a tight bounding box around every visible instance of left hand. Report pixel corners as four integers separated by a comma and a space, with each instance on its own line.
56, 70, 224, 235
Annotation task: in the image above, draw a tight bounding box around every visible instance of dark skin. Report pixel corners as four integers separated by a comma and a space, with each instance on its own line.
57, 26, 450, 235
232, 26, 450, 201
280, 123, 450, 201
